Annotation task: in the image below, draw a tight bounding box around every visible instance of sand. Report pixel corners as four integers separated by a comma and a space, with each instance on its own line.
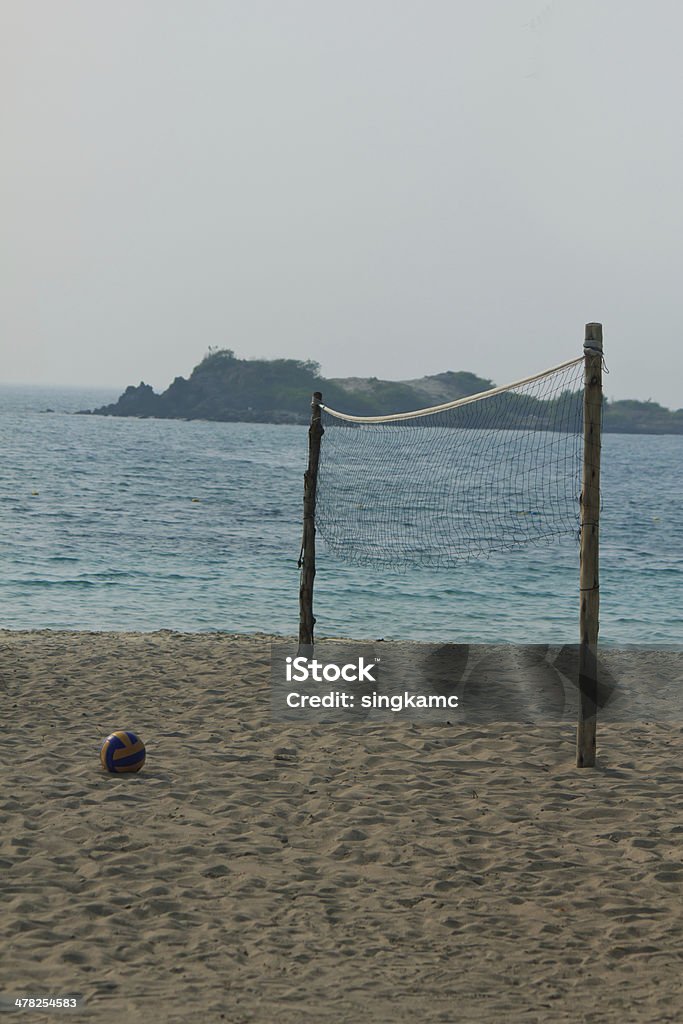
2, 630, 683, 1023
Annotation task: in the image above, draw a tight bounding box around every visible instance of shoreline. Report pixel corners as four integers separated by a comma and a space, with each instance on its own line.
2, 626, 682, 646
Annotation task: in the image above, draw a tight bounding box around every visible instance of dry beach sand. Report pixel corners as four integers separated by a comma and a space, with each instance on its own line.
2, 630, 683, 1022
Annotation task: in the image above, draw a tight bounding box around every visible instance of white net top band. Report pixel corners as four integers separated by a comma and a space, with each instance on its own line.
320, 355, 583, 424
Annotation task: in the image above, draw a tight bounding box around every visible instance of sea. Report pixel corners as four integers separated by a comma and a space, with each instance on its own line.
1, 384, 681, 646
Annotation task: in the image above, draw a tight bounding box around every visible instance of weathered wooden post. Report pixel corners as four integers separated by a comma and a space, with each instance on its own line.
298, 391, 324, 652
576, 323, 603, 768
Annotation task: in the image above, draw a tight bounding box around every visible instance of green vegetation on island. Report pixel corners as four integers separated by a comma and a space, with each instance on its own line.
83, 349, 683, 434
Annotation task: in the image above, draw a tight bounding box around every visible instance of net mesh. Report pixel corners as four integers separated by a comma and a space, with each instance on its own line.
315, 358, 585, 568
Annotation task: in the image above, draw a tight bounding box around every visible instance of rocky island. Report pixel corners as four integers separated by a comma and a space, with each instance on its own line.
82, 349, 683, 434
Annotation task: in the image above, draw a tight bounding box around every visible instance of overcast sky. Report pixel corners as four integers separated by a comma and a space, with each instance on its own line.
2, 1, 682, 407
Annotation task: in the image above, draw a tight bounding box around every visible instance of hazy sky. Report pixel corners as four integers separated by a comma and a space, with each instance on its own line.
2, 1, 682, 407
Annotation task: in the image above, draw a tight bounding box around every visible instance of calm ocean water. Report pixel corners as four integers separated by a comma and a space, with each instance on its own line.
0, 384, 681, 645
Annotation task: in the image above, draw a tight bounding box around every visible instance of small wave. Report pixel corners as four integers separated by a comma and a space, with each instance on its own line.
20, 578, 98, 588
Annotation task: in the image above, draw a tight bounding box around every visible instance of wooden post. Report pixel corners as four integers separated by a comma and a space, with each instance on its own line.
576, 323, 603, 768
298, 392, 324, 651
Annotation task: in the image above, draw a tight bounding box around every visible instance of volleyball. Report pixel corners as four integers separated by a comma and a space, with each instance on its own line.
100, 731, 146, 773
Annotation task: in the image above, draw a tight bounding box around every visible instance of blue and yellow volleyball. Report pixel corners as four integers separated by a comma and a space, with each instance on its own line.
100, 731, 146, 773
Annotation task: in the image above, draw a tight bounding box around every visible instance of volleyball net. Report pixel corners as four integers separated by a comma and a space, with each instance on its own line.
314, 356, 585, 569
298, 327, 605, 767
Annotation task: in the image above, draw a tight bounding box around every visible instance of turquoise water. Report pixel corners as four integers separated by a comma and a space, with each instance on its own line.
0, 384, 681, 645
